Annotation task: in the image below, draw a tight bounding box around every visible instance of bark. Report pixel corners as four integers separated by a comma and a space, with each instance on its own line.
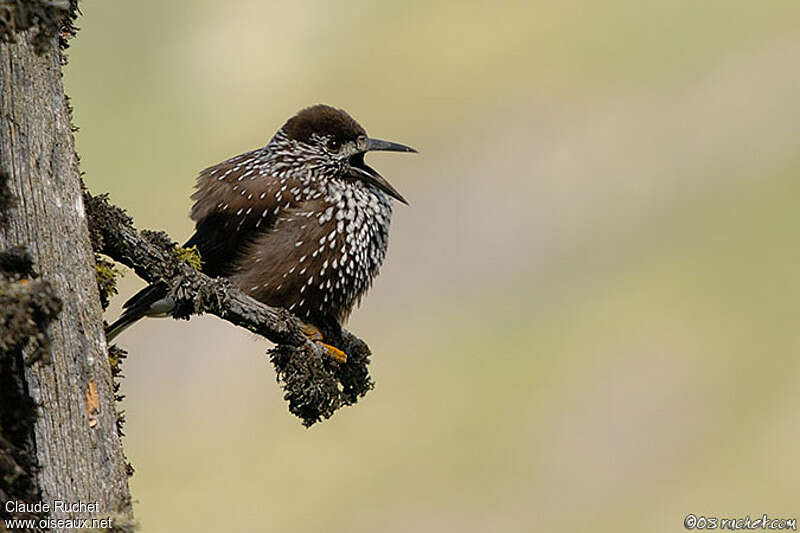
0, 13, 134, 533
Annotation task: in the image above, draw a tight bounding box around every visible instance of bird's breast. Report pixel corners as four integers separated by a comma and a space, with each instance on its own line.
233, 182, 393, 323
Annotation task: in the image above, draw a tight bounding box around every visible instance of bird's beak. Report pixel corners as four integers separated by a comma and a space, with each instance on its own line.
366, 138, 418, 154
347, 138, 416, 205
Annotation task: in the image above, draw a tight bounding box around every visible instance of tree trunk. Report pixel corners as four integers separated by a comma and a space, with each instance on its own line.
0, 27, 133, 532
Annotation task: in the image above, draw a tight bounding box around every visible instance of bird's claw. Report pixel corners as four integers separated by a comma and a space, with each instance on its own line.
316, 342, 348, 363
301, 323, 348, 363
300, 323, 324, 341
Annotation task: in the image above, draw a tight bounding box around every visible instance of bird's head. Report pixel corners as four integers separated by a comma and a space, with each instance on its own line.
277, 104, 416, 204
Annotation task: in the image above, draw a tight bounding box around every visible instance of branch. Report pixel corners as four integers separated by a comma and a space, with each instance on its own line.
83, 190, 374, 426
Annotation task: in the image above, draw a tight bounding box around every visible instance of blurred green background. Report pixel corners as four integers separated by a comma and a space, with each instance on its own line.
65, 1, 800, 531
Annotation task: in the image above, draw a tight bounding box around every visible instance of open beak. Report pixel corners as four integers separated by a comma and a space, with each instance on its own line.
348, 138, 416, 205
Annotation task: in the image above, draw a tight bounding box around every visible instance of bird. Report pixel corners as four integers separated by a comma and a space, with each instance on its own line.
105, 104, 416, 361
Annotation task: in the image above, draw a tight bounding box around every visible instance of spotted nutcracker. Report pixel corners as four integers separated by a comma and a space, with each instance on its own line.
106, 104, 416, 361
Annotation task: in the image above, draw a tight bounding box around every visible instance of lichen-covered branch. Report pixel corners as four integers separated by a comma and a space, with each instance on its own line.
84, 191, 374, 426
85, 191, 310, 345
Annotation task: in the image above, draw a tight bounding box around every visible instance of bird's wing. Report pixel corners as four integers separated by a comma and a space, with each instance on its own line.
186, 149, 302, 277
111, 149, 305, 338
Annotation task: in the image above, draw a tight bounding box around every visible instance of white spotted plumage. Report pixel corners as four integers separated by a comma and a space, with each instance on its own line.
185, 108, 402, 327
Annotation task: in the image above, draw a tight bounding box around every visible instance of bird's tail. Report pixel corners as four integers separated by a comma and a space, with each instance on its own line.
105, 283, 174, 342
105, 310, 145, 342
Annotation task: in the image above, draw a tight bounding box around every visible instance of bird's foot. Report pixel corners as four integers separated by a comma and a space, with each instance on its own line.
300, 323, 348, 363
317, 342, 348, 363
300, 323, 324, 341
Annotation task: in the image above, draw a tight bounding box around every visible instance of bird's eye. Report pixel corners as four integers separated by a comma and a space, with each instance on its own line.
326, 138, 341, 153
